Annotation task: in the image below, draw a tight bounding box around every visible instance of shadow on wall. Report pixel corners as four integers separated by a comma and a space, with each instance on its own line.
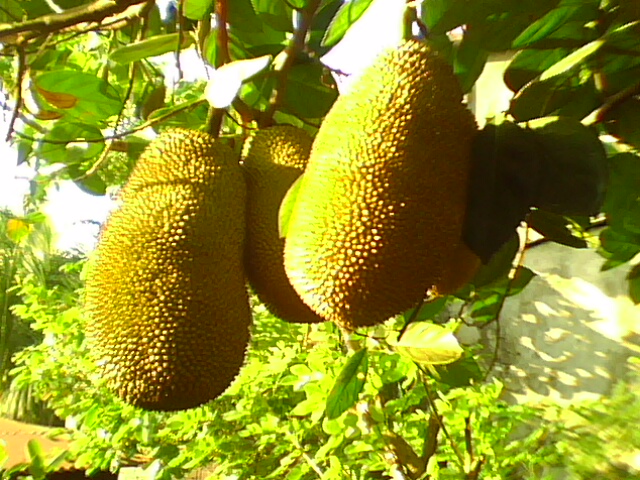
458, 238, 640, 405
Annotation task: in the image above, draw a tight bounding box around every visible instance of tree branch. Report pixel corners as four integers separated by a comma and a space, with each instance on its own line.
0, 0, 148, 44
5, 47, 27, 143
259, 0, 322, 127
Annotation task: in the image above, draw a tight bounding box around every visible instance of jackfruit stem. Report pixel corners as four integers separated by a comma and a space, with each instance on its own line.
205, 106, 224, 138
402, 3, 418, 42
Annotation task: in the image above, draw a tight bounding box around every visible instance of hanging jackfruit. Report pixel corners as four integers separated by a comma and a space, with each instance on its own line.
84, 128, 251, 411
241, 125, 324, 324
284, 40, 481, 330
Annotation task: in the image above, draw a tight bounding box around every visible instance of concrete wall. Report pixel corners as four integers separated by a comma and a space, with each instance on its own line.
459, 237, 640, 405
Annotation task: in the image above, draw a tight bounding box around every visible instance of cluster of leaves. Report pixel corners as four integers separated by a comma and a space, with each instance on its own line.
6, 268, 560, 479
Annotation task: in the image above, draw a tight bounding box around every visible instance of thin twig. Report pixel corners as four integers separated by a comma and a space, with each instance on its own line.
204, 108, 224, 137
5, 46, 27, 143
421, 372, 466, 469
481, 228, 529, 380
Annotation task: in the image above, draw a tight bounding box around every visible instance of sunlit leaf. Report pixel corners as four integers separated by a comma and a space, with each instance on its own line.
392, 323, 463, 366
205, 55, 272, 108
325, 348, 368, 420
279, 174, 304, 239
504, 48, 570, 92
35, 71, 122, 123
27, 440, 46, 479
110, 33, 194, 64
0, 442, 8, 470
540, 39, 604, 81
511, 4, 596, 49
628, 263, 640, 304
321, 0, 375, 48
183, 0, 212, 20
6, 218, 30, 243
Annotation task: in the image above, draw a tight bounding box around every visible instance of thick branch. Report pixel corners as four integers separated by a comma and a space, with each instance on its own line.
0, 0, 148, 44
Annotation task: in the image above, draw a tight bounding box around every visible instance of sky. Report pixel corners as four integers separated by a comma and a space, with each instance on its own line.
0, 0, 408, 253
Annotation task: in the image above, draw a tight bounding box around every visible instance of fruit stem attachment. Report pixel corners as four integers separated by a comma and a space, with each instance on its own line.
402, 2, 419, 42
205, 107, 225, 138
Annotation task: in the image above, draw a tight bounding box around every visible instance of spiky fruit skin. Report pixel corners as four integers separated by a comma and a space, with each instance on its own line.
241, 126, 324, 324
284, 40, 481, 330
84, 128, 250, 411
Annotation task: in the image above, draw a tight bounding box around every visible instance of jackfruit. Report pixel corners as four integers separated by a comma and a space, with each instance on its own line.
84, 128, 251, 411
241, 125, 324, 324
284, 40, 481, 330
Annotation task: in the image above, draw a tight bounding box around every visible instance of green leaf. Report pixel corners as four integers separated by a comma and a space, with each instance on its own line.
600, 227, 640, 265
602, 153, 640, 231
540, 39, 604, 81
321, 0, 375, 48
504, 48, 571, 92
511, 4, 597, 49
509, 72, 601, 122
183, 0, 213, 20
6, 218, 30, 243
403, 297, 447, 323
509, 266, 536, 295
467, 292, 503, 323
603, 98, 640, 149
251, 0, 293, 32
46, 451, 69, 473
526, 116, 608, 216
37, 123, 104, 165
205, 54, 272, 108
527, 210, 588, 249
64, 163, 108, 196
35, 71, 122, 123
470, 235, 520, 289
325, 348, 368, 420
110, 33, 193, 64
393, 323, 463, 366
27, 440, 46, 479
453, 33, 489, 94
628, 263, 640, 304
279, 174, 304, 239
228, 0, 264, 32
0, 443, 8, 469
433, 354, 484, 388
281, 62, 338, 119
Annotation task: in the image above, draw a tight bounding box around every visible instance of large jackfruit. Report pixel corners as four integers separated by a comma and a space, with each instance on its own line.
84, 128, 251, 411
241, 126, 324, 324
284, 40, 481, 330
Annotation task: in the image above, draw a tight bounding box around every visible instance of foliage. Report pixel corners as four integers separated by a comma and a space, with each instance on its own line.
0, 0, 639, 478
